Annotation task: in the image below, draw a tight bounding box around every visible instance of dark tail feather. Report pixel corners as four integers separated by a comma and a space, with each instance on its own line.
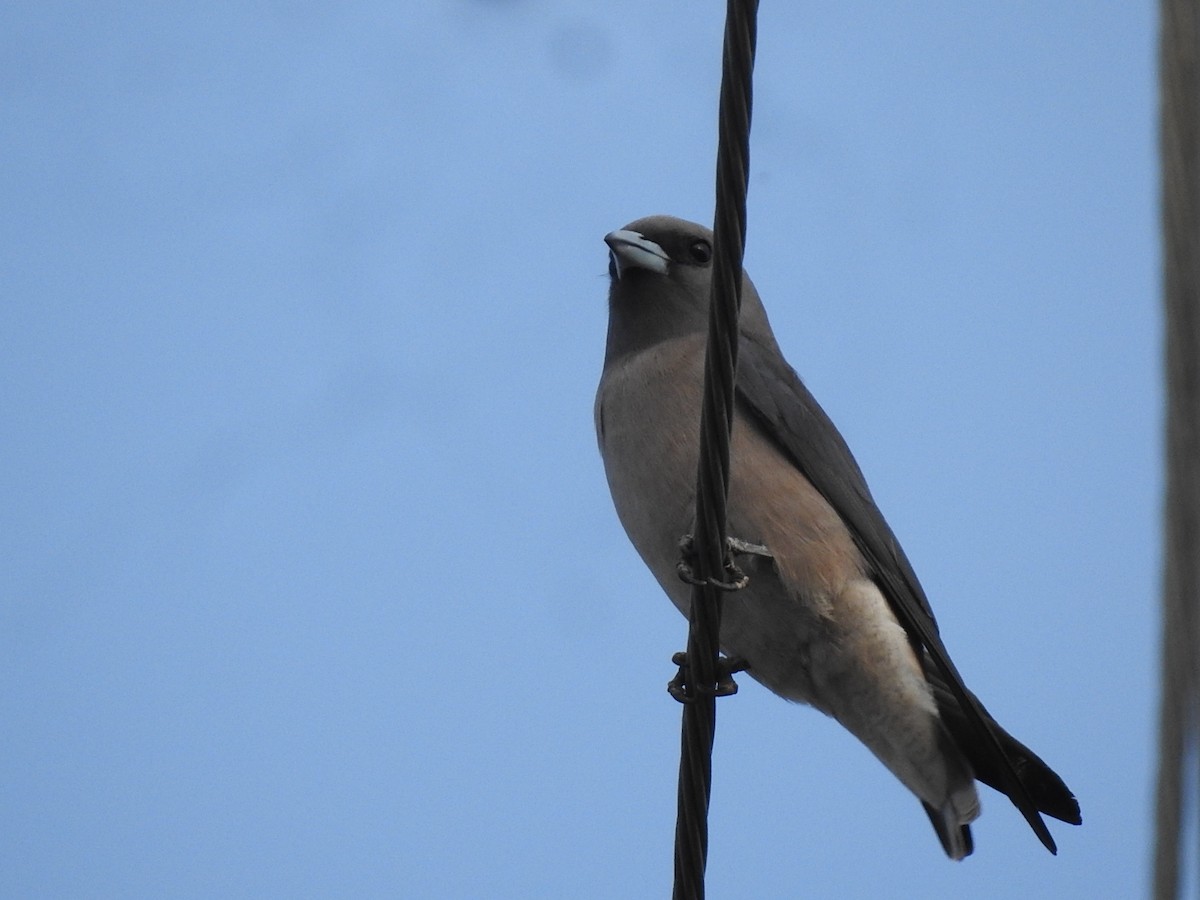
928, 671, 1082, 827
921, 802, 974, 860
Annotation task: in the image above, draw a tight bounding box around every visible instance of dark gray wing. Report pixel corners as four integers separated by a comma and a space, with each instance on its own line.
734, 335, 1063, 852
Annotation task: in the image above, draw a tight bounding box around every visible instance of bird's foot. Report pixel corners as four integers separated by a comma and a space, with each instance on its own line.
667, 652, 749, 702
675, 533, 773, 590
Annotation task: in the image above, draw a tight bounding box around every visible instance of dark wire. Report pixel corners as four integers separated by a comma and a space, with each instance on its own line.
672, 3, 759, 899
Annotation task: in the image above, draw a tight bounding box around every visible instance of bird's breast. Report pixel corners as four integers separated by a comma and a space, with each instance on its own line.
595, 337, 707, 604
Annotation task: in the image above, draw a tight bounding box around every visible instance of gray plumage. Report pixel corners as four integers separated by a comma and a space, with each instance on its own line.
594, 214, 1081, 859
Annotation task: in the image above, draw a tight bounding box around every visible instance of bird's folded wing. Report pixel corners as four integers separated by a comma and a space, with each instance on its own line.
734, 335, 1059, 852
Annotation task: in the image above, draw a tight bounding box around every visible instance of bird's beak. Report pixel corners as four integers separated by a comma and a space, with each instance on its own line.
605, 229, 670, 279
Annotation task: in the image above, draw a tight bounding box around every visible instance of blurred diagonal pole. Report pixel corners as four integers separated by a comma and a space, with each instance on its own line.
671, 2, 758, 899
1154, 1, 1200, 898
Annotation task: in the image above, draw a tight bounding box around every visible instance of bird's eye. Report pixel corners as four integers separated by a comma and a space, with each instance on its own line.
688, 240, 712, 264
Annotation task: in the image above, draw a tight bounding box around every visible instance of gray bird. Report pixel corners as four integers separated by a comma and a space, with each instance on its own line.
594, 214, 1081, 859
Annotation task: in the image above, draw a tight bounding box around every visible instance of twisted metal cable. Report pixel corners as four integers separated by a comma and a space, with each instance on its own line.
1154, 0, 1200, 897
672, 2, 759, 898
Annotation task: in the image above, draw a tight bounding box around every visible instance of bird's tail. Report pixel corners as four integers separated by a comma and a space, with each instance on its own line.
927, 670, 1082, 827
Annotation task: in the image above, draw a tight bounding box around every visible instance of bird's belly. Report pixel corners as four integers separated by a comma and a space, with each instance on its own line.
595, 339, 867, 707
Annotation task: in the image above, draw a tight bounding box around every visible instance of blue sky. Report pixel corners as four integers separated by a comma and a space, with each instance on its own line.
2, 2, 1167, 897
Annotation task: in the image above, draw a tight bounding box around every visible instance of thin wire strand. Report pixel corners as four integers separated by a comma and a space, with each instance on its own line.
1154, 0, 1200, 897
672, 3, 759, 898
